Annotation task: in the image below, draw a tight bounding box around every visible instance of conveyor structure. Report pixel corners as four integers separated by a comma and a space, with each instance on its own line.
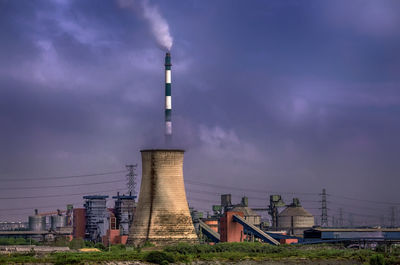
233, 214, 280, 245
198, 220, 220, 243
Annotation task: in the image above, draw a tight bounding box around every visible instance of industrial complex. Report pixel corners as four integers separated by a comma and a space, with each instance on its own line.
1, 52, 399, 250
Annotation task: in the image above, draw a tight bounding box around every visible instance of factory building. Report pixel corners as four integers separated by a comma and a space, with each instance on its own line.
277, 198, 314, 237
83, 195, 109, 242
0, 222, 28, 231
203, 218, 219, 233
73, 208, 86, 239
231, 197, 261, 227
303, 227, 400, 246
204, 194, 262, 230
198, 194, 264, 243
0, 209, 72, 242
112, 192, 136, 236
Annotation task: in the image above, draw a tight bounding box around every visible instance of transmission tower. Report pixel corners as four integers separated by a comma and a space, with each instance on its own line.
339, 208, 344, 227
320, 188, 328, 227
390, 206, 396, 227
126, 164, 137, 196
380, 215, 385, 227
349, 213, 354, 227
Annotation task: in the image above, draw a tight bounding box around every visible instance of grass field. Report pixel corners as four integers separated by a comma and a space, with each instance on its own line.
0, 242, 398, 264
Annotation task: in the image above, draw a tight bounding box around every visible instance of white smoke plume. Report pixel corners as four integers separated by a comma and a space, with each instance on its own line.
117, 0, 173, 51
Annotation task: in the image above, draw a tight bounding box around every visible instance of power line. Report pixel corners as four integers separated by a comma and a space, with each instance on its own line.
0, 179, 126, 191
186, 188, 268, 201
186, 178, 399, 208
328, 194, 400, 206
0, 187, 126, 200
0, 200, 84, 212
330, 208, 381, 219
328, 201, 385, 212
0, 170, 127, 182
185, 179, 318, 196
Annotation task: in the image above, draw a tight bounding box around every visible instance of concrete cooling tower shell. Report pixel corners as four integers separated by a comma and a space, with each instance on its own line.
127, 149, 198, 246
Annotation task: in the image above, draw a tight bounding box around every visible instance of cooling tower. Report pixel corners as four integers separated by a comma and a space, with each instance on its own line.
127, 149, 198, 246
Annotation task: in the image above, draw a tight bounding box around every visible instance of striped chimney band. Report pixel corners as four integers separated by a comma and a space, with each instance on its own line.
165, 52, 172, 136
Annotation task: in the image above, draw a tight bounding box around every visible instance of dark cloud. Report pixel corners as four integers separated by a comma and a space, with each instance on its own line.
0, 0, 399, 224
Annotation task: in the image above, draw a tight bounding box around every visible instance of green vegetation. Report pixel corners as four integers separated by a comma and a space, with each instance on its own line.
0, 242, 399, 264
68, 238, 86, 250
94, 242, 106, 251
145, 250, 175, 264
0, 237, 37, 245
370, 254, 386, 265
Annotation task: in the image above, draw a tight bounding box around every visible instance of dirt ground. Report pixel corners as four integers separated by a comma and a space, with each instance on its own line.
24, 260, 361, 265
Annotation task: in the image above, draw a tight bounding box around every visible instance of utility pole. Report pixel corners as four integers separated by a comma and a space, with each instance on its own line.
126, 164, 137, 196
320, 188, 328, 227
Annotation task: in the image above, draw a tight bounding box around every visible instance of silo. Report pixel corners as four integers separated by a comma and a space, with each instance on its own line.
127, 149, 198, 246
277, 198, 314, 236
51, 213, 67, 230
29, 209, 46, 231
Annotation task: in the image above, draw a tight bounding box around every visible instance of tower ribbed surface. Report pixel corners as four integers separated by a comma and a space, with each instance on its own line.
127, 149, 198, 246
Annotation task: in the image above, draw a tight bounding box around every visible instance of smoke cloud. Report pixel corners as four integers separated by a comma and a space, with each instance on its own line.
117, 0, 173, 51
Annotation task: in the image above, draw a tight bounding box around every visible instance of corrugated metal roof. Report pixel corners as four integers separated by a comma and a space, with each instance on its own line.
313, 228, 400, 232
83, 195, 109, 199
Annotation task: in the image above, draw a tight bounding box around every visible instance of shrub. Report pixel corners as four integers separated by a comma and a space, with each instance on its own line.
143, 241, 156, 248
53, 237, 70, 247
84, 240, 95, 248
94, 242, 106, 251
164, 242, 282, 255
54, 254, 82, 265
68, 238, 85, 250
145, 250, 175, 264
0, 237, 34, 245
110, 244, 126, 251
160, 260, 169, 265
370, 254, 385, 265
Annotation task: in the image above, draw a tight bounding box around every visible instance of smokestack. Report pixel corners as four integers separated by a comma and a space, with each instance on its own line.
127, 149, 198, 246
165, 52, 172, 142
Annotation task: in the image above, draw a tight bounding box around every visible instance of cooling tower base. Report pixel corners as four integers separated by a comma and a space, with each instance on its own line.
127, 149, 198, 246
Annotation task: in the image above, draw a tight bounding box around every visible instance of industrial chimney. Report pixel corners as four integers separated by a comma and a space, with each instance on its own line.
127, 149, 198, 246
165, 52, 172, 142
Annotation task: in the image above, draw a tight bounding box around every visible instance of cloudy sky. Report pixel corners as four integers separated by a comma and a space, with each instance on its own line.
0, 0, 399, 224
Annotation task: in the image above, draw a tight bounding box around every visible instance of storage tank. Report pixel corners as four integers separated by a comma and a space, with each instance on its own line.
51, 210, 67, 230
277, 198, 314, 237
231, 206, 262, 226
29, 209, 46, 231
230, 197, 261, 226
127, 149, 198, 246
